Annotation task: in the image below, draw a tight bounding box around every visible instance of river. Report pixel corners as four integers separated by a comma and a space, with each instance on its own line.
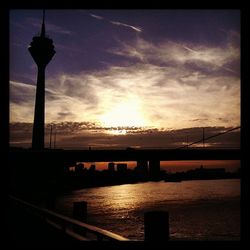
56, 179, 240, 241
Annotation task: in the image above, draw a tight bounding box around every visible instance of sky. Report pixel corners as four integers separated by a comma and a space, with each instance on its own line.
9, 9, 240, 149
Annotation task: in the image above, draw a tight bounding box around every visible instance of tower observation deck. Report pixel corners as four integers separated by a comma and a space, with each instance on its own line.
29, 10, 56, 150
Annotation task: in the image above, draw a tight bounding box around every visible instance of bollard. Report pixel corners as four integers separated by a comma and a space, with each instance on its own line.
45, 195, 56, 210
73, 201, 87, 236
45, 189, 57, 210
73, 201, 87, 222
144, 211, 169, 241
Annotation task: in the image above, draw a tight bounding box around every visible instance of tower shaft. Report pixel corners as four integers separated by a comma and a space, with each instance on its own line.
32, 66, 45, 149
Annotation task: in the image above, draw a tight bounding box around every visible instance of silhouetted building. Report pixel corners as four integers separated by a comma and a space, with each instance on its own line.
29, 10, 56, 150
75, 163, 84, 173
117, 163, 127, 173
136, 160, 148, 174
89, 164, 96, 172
204, 168, 225, 174
149, 160, 160, 179
108, 162, 115, 172
195, 165, 226, 175
182, 166, 227, 180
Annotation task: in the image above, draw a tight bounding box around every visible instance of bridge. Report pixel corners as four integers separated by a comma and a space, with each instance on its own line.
9, 148, 241, 164
8, 128, 241, 245
9, 126, 241, 164
8, 126, 241, 205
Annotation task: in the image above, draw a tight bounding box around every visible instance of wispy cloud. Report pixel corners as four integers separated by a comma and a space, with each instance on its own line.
109, 20, 142, 32
10, 34, 240, 130
89, 13, 104, 20
109, 37, 240, 76
89, 13, 142, 33
10, 62, 240, 129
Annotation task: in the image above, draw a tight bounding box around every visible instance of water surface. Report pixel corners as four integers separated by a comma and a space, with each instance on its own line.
56, 179, 240, 240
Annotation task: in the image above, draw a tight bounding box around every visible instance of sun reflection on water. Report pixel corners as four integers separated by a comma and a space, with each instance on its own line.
57, 180, 240, 240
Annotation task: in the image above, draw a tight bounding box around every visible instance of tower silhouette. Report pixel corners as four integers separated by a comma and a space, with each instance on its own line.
29, 10, 56, 150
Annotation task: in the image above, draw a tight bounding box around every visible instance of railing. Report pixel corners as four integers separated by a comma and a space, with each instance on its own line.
9, 195, 129, 241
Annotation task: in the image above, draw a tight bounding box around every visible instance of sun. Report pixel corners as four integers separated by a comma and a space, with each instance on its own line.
107, 129, 127, 135
99, 98, 147, 128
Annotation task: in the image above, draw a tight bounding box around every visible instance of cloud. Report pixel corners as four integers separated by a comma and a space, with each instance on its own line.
89, 13, 104, 20
9, 10, 241, 150
10, 60, 240, 129
10, 32, 240, 132
10, 81, 36, 122
10, 81, 35, 105
57, 111, 75, 119
109, 21, 142, 32
109, 37, 240, 76
9, 123, 240, 149
89, 13, 142, 33
9, 122, 33, 147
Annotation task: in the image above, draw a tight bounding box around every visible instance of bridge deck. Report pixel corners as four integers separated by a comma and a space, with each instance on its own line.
9, 148, 241, 163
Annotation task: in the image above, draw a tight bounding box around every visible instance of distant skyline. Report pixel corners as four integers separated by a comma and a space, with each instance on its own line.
9, 9, 240, 149
72, 160, 240, 173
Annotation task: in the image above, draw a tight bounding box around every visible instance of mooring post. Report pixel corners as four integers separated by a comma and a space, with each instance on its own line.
73, 201, 87, 222
45, 194, 56, 210
144, 211, 169, 241
73, 201, 87, 236
45, 180, 57, 210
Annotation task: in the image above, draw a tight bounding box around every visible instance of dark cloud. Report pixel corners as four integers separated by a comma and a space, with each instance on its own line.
189, 118, 209, 122
216, 117, 230, 123
57, 111, 74, 119
9, 123, 33, 146
10, 122, 33, 132
45, 121, 99, 134
10, 122, 240, 150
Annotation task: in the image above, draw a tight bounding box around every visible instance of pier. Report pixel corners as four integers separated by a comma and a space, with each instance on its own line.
9, 195, 129, 245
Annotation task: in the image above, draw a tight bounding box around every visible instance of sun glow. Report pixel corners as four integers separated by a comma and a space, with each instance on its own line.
99, 98, 147, 128
107, 129, 127, 135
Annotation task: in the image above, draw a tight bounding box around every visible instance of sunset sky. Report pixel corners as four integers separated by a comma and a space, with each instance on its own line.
9, 9, 240, 149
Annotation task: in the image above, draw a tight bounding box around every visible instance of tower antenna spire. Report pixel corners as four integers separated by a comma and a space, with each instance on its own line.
41, 9, 45, 37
